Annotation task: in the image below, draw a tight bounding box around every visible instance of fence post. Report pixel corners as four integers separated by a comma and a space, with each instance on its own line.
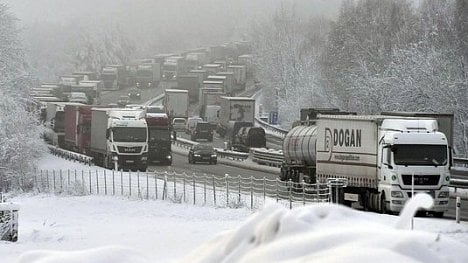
146, 172, 149, 200
60, 170, 63, 191
250, 176, 254, 210
137, 171, 140, 198
40, 170, 43, 191
456, 196, 461, 224
183, 173, 186, 203
74, 170, 77, 193
129, 170, 132, 197
53, 170, 56, 192
163, 174, 167, 200
121, 170, 123, 195
276, 179, 279, 203
213, 175, 216, 207
96, 170, 99, 194
81, 170, 84, 194
289, 179, 293, 209
173, 172, 177, 200
302, 179, 306, 206
67, 169, 70, 191
238, 175, 241, 205
203, 174, 207, 206
155, 173, 158, 200
226, 174, 229, 207
46, 170, 49, 191
192, 173, 196, 205
263, 177, 266, 202
104, 170, 107, 195
112, 170, 115, 195
88, 170, 92, 194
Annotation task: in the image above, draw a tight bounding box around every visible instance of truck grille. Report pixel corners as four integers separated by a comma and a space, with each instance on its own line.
117, 146, 142, 153
401, 174, 440, 186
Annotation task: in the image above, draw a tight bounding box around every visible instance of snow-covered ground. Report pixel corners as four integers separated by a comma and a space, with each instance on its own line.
1, 154, 468, 262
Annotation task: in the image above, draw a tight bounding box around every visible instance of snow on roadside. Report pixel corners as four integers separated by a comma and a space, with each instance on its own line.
1, 153, 468, 262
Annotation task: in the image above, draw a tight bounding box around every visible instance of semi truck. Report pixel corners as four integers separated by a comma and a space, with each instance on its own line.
90, 108, 149, 171
136, 63, 161, 88
199, 90, 224, 119
162, 56, 185, 81
64, 105, 92, 154
227, 65, 247, 91
146, 112, 172, 165
177, 75, 200, 103
280, 113, 451, 216
217, 97, 255, 137
163, 89, 189, 120
101, 65, 127, 90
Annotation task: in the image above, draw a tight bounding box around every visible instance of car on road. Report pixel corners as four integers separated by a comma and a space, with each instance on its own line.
128, 88, 141, 100
117, 95, 130, 107
190, 121, 213, 142
188, 144, 217, 164
185, 117, 203, 134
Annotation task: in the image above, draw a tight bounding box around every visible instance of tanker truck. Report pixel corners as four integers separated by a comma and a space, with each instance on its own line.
280, 114, 451, 216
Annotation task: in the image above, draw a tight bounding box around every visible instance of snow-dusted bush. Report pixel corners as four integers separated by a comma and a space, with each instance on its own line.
0, 4, 46, 192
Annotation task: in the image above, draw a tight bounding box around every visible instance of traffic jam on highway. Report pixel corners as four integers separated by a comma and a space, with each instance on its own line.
33, 41, 461, 218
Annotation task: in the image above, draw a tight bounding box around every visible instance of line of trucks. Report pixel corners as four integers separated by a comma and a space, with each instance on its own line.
280, 108, 454, 217
45, 102, 174, 172
163, 87, 265, 152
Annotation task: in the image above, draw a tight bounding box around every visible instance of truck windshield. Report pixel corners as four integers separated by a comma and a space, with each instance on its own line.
393, 144, 447, 166
149, 128, 170, 142
137, 70, 152, 77
164, 65, 177, 71
113, 127, 147, 142
101, 74, 116, 81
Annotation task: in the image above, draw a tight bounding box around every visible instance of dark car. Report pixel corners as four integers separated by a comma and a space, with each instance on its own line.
128, 88, 141, 100
190, 121, 213, 142
188, 144, 217, 164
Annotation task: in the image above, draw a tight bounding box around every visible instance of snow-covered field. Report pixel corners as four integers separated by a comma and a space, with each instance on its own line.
1, 154, 468, 262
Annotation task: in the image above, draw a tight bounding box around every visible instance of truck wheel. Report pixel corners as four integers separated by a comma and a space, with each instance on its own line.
380, 193, 387, 214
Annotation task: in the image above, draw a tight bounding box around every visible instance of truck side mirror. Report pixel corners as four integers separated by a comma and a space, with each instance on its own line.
106, 129, 110, 139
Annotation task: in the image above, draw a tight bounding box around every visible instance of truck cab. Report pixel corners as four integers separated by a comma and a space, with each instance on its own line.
377, 119, 450, 216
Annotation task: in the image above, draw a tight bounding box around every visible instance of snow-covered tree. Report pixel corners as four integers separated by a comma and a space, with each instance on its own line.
251, 4, 332, 128
0, 4, 46, 191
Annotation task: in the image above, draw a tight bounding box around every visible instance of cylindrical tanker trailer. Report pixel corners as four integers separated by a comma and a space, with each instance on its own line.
280, 125, 319, 183
280, 114, 451, 216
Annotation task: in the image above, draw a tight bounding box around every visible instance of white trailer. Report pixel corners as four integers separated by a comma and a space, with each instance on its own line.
281, 114, 451, 216
163, 89, 189, 119
217, 97, 255, 136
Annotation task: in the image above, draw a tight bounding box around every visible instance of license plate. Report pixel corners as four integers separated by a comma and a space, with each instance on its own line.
202, 157, 210, 160
126, 160, 135, 163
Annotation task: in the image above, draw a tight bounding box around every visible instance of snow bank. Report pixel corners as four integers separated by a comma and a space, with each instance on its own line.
181, 195, 468, 263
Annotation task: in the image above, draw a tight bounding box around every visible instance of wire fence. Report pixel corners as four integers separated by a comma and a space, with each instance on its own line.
33, 169, 331, 210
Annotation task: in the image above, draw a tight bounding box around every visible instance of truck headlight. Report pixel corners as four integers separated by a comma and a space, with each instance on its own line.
194, 154, 201, 157
141, 156, 148, 161
167, 155, 172, 159
438, 191, 449, 198
211, 154, 217, 157
391, 191, 404, 198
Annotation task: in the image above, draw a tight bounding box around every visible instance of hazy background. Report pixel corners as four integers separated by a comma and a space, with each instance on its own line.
3, 0, 342, 81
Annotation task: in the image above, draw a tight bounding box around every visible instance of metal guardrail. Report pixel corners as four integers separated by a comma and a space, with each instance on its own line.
250, 148, 283, 167
47, 145, 93, 165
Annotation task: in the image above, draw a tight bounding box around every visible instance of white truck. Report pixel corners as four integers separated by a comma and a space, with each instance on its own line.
163, 89, 189, 120
216, 96, 255, 137
90, 108, 149, 171
281, 114, 451, 217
